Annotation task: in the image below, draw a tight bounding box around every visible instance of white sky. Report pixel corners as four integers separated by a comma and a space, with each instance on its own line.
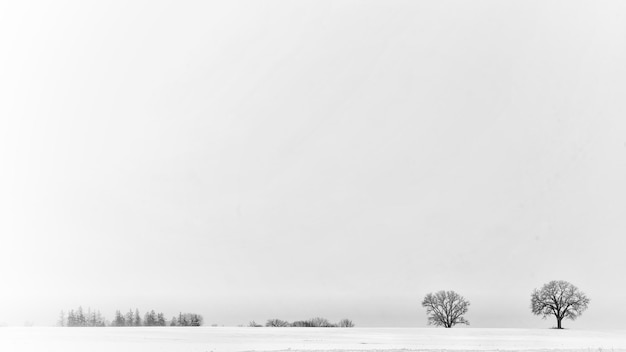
1, 1, 626, 328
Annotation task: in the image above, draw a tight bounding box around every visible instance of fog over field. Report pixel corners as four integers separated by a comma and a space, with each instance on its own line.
2, 0, 626, 336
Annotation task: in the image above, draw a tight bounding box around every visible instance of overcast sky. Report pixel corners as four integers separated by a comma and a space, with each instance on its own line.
1, 1, 626, 328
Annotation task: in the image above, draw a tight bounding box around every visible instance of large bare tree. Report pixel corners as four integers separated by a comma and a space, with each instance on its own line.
530, 280, 590, 329
421, 290, 470, 328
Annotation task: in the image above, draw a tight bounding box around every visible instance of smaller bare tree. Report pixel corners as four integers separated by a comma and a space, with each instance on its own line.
309, 317, 332, 327
338, 318, 354, 327
530, 280, 590, 329
422, 290, 470, 328
265, 319, 290, 327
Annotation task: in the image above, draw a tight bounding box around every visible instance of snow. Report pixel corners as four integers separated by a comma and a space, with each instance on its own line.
1, 327, 626, 352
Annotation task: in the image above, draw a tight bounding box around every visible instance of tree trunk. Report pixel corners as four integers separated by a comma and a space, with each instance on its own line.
557, 317, 562, 329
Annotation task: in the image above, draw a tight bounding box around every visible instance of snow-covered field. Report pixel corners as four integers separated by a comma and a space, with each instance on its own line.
1, 327, 626, 352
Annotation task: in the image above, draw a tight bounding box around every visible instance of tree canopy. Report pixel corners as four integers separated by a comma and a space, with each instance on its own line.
421, 290, 470, 328
530, 280, 590, 329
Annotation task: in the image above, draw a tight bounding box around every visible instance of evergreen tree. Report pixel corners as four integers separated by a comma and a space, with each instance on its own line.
125, 309, 134, 326
112, 310, 124, 326
77, 306, 86, 327
87, 308, 97, 327
96, 311, 105, 327
67, 310, 76, 327
143, 312, 150, 326
157, 313, 166, 326
113, 310, 119, 326
144, 310, 157, 326
190, 314, 203, 326
57, 306, 202, 328
57, 310, 65, 327
134, 309, 141, 326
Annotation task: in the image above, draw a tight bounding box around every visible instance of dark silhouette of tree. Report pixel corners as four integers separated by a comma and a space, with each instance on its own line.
421, 290, 470, 328
531, 280, 590, 329
170, 316, 177, 326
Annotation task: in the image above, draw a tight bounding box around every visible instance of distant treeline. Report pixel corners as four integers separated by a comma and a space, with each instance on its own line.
60, 307, 105, 327
249, 317, 354, 327
58, 307, 203, 327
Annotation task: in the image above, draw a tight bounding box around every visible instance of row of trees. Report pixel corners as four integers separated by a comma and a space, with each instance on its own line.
110, 309, 144, 327
258, 317, 354, 327
58, 308, 203, 327
422, 280, 590, 329
59, 307, 106, 327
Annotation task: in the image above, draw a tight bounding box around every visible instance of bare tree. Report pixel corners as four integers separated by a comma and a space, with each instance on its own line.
265, 319, 290, 327
421, 290, 470, 328
337, 318, 354, 327
530, 280, 590, 329
309, 317, 333, 327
